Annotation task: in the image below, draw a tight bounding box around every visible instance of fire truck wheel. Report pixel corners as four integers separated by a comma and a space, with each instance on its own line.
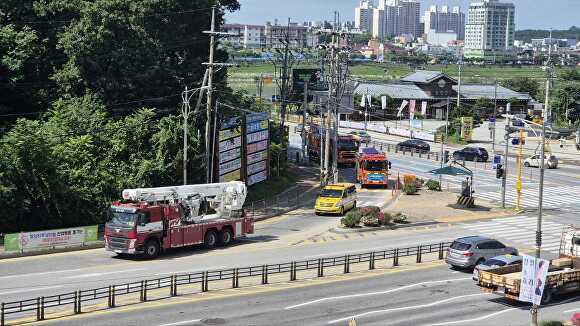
204, 230, 218, 248
144, 240, 160, 259
219, 228, 233, 246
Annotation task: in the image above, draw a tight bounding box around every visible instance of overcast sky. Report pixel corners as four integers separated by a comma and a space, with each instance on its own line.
226, 0, 580, 30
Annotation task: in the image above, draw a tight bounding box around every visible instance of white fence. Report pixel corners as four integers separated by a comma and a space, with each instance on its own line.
339, 121, 435, 142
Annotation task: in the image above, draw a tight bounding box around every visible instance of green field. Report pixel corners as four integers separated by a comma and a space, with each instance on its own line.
229, 62, 577, 82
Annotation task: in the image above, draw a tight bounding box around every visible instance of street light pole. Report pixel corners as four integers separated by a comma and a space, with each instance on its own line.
493, 79, 498, 152
501, 116, 510, 209
439, 97, 450, 185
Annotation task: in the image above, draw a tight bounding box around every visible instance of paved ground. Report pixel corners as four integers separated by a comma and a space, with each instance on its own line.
35, 262, 580, 326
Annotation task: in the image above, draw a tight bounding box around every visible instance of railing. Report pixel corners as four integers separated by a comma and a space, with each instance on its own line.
245, 185, 315, 221
0, 241, 452, 325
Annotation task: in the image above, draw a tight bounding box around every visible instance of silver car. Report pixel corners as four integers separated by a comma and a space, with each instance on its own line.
445, 236, 518, 269
472, 254, 522, 281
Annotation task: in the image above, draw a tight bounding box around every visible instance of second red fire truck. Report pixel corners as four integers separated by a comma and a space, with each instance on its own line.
356, 147, 391, 188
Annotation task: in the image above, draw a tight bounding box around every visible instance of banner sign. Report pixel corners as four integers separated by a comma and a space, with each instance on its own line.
247, 120, 269, 134
219, 158, 242, 175
421, 101, 427, 116
247, 160, 268, 175
4, 225, 99, 252
247, 140, 268, 154
246, 112, 269, 123
409, 100, 416, 120
248, 170, 268, 186
413, 131, 435, 142
519, 255, 550, 305
389, 128, 411, 138
219, 169, 241, 183
460, 117, 474, 141
381, 96, 387, 110
397, 100, 408, 117
248, 150, 268, 165
219, 127, 241, 141
219, 136, 242, 153
219, 147, 241, 164
247, 130, 269, 144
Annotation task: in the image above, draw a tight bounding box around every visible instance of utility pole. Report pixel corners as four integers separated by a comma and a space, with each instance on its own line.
439, 97, 450, 185
456, 62, 462, 109
501, 115, 511, 209
531, 28, 553, 326
302, 81, 308, 161
492, 79, 498, 152
205, 6, 216, 184
182, 86, 191, 185
324, 36, 334, 183
280, 18, 291, 130
515, 129, 523, 211
202, 6, 237, 183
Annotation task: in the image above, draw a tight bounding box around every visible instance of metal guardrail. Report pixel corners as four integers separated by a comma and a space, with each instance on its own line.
0, 241, 452, 325
245, 185, 314, 220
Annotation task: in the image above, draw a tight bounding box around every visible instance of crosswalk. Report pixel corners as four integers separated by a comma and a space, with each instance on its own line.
477, 185, 580, 209
458, 215, 569, 254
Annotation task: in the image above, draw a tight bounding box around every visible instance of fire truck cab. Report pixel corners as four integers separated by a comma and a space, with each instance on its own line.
355, 147, 391, 188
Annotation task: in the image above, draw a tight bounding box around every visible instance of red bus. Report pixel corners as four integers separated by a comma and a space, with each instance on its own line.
356, 147, 390, 187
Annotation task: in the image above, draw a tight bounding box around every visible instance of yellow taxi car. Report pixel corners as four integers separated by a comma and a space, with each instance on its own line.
314, 183, 357, 216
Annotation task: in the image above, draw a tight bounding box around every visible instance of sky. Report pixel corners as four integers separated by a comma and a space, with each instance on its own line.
226, 0, 580, 30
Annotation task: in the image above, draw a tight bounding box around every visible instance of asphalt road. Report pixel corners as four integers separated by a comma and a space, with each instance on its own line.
38, 263, 580, 326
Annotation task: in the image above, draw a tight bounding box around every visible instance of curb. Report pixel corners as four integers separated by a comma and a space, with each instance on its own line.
0, 242, 104, 260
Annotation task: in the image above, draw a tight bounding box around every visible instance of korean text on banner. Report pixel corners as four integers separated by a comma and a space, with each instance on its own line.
519, 255, 550, 305
5, 225, 99, 252
421, 101, 427, 116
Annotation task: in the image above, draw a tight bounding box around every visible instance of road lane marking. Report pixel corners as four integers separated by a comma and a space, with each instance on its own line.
0, 269, 82, 280
64, 268, 146, 279
423, 307, 518, 326
158, 319, 201, 326
0, 285, 63, 296
285, 277, 471, 310
327, 293, 488, 324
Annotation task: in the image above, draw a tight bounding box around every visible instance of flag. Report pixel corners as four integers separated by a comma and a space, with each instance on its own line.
421, 101, 427, 116
360, 94, 366, 107
409, 100, 416, 120
397, 100, 408, 118
367, 95, 372, 108
381, 96, 387, 110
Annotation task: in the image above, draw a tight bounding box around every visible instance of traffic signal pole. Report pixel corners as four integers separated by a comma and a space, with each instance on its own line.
516, 129, 523, 211
501, 116, 511, 209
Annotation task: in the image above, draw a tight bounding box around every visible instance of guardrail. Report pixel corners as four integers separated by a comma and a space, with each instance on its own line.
0, 241, 452, 325
245, 184, 315, 221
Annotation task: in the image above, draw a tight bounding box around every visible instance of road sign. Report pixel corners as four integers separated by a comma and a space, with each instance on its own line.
489, 117, 496, 123
492, 155, 502, 169
512, 138, 520, 145
512, 120, 524, 127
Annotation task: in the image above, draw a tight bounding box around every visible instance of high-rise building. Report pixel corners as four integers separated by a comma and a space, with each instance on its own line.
423, 5, 465, 40
371, 0, 420, 40
464, 0, 515, 60
355, 0, 374, 33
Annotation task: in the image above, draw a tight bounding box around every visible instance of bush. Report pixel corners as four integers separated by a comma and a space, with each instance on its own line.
539, 321, 563, 326
361, 215, 380, 226
378, 212, 393, 225
426, 179, 442, 191
403, 183, 418, 195
393, 213, 408, 224
415, 178, 425, 188
358, 206, 381, 217
341, 210, 362, 228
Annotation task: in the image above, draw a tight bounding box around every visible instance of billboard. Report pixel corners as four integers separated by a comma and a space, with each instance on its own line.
246, 112, 269, 186
519, 255, 550, 305
460, 117, 474, 141
218, 116, 242, 182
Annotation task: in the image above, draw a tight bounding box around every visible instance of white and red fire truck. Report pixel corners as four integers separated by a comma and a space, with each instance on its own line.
104, 181, 253, 258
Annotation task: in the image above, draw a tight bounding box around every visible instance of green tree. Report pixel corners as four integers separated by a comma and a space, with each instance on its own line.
501, 77, 540, 99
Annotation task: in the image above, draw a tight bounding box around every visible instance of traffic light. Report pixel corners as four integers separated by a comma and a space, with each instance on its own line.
496, 165, 504, 179
444, 150, 449, 163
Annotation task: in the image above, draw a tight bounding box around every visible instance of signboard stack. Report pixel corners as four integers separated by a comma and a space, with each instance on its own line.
218, 117, 243, 182
245, 112, 270, 186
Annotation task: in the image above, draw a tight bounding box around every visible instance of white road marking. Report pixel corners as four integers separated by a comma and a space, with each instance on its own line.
423, 308, 518, 326
285, 278, 470, 310
0, 285, 63, 296
327, 293, 488, 324
0, 269, 82, 280
64, 268, 146, 279
158, 319, 201, 326
154, 266, 227, 276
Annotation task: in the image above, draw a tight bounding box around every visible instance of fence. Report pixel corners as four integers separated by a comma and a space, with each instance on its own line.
0, 241, 451, 325
244, 184, 316, 221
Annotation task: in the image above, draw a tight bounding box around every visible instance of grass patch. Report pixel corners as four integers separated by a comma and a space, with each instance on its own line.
447, 133, 469, 145
246, 169, 299, 203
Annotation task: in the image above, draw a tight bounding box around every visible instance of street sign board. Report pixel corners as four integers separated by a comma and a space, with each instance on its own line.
489, 117, 496, 123
492, 155, 502, 169
512, 120, 524, 127
512, 138, 520, 145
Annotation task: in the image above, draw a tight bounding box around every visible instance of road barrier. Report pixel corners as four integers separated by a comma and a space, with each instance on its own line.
0, 241, 451, 325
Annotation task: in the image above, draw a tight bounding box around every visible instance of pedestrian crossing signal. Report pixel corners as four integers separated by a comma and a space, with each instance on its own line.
496, 165, 504, 179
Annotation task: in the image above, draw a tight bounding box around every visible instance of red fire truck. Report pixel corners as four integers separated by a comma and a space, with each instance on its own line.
356, 147, 391, 187
104, 182, 253, 259
307, 124, 359, 166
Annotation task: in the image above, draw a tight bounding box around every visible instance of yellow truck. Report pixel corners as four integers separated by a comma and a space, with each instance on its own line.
476, 228, 580, 304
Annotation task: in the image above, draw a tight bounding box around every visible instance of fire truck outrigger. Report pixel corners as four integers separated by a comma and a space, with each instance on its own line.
104, 181, 253, 259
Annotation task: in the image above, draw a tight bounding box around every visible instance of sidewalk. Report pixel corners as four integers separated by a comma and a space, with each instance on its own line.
385, 189, 515, 224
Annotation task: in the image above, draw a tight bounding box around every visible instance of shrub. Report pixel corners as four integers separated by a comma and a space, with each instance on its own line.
415, 178, 425, 188
426, 179, 442, 191
402, 183, 418, 195
539, 321, 563, 326
341, 210, 362, 228
359, 206, 381, 217
361, 215, 380, 226
393, 213, 408, 224
403, 174, 416, 185
378, 212, 393, 225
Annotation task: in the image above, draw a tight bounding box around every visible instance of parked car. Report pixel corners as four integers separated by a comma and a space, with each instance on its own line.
453, 147, 489, 162
472, 254, 522, 281
523, 154, 558, 169
445, 236, 518, 269
349, 130, 371, 144
396, 139, 430, 153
